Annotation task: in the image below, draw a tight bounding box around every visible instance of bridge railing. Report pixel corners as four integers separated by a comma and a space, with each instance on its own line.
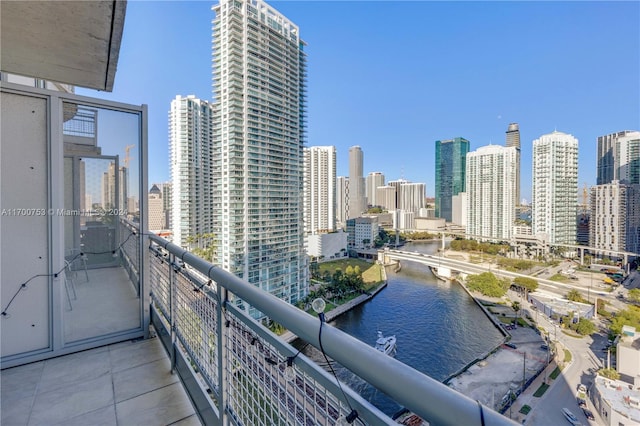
148, 233, 517, 426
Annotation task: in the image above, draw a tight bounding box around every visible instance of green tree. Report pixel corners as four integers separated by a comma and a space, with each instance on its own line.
512, 301, 521, 323
513, 276, 538, 296
628, 288, 640, 303
566, 289, 587, 303
466, 272, 508, 297
610, 306, 640, 336
575, 318, 596, 335
186, 233, 217, 262
598, 368, 620, 380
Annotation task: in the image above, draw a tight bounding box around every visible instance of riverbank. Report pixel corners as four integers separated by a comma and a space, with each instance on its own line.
446, 281, 550, 420
281, 264, 388, 343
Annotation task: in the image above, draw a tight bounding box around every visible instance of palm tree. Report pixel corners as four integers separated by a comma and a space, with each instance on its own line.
512, 301, 521, 325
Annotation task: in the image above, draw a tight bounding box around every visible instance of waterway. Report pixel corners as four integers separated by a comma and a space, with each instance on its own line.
297, 241, 504, 416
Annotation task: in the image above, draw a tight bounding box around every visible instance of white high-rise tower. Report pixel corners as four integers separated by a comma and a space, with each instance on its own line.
532, 131, 578, 245
348, 146, 365, 218
212, 0, 308, 311
169, 95, 216, 248
466, 145, 517, 240
304, 146, 336, 234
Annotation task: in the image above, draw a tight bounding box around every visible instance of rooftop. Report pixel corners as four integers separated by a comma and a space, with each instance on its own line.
595, 376, 640, 423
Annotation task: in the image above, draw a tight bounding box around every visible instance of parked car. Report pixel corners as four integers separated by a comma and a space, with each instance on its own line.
578, 384, 587, 394
577, 397, 586, 408
505, 342, 517, 349
562, 408, 582, 426
541, 344, 549, 350
582, 408, 595, 421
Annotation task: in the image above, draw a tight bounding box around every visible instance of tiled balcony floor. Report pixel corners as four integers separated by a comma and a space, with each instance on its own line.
1, 336, 201, 426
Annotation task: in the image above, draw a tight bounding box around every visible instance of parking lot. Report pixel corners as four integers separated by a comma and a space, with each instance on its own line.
448, 323, 548, 411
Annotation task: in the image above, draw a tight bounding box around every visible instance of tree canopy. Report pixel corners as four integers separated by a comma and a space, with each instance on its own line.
513, 277, 538, 293
465, 272, 509, 297
628, 288, 640, 303
610, 306, 640, 336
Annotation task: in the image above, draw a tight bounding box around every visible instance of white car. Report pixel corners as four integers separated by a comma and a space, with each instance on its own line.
578, 384, 587, 394
562, 408, 582, 426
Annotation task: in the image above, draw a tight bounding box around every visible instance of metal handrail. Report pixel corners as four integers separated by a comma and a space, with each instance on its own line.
149, 233, 517, 426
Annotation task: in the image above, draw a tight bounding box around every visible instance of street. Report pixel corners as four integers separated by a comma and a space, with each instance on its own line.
523, 301, 609, 426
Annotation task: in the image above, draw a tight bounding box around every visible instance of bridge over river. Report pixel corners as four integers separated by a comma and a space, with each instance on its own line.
381, 248, 589, 295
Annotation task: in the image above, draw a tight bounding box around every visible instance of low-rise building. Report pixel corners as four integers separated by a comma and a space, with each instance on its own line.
306, 231, 348, 262
591, 376, 640, 426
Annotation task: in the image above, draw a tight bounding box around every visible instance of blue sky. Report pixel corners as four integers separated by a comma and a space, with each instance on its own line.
79, 0, 640, 203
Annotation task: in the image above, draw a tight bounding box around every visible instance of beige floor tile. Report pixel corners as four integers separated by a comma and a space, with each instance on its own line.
1, 361, 43, 404
28, 374, 113, 426
37, 347, 110, 394
110, 337, 166, 373
113, 357, 177, 402
1, 395, 33, 426
52, 405, 117, 426
168, 414, 203, 426
116, 382, 195, 426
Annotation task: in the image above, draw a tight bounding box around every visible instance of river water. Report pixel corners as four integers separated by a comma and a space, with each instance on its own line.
298, 241, 504, 416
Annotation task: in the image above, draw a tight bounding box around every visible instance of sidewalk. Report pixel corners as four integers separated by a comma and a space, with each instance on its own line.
509, 342, 569, 424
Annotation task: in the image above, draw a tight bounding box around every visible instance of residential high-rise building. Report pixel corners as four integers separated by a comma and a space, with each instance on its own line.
590, 182, 640, 256
304, 146, 336, 234
169, 95, 216, 248
597, 130, 640, 185
148, 184, 165, 230
397, 182, 426, 214
160, 182, 173, 230
212, 0, 308, 309
366, 171, 385, 207
348, 146, 366, 218
336, 176, 349, 228
435, 137, 470, 222
376, 185, 396, 212
466, 145, 517, 240
505, 123, 521, 206
532, 131, 578, 245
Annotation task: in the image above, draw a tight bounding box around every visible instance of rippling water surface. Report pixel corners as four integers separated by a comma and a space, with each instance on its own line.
298, 241, 504, 416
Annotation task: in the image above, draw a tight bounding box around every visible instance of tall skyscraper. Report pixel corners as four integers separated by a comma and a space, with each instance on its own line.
597, 131, 640, 185
169, 95, 216, 248
348, 146, 366, 218
435, 137, 470, 222
590, 182, 640, 255
397, 182, 426, 214
212, 0, 308, 309
505, 123, 521, 206
148, 184, 165, 231
336, 176, 349, 228
365, 171, 385, 207
532, 131, 578, 245
466, 145, 517, 240
304, 146, 336, 234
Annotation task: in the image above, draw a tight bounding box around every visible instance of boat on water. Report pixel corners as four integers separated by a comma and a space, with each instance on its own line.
375, 331, 397, 355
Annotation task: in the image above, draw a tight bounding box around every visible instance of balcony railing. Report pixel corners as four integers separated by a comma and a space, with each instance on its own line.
147, 232, 516, 426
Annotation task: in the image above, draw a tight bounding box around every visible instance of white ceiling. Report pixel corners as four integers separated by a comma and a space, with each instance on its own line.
1, 1, 126, 92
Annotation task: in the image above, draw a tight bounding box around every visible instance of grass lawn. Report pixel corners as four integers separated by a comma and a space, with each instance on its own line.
550, 366, 561, 379
318, 259, 384, 288
564, 349, 572, 363
533, 383, 549, 397
549, 273, 570, 283
519, 405, 531, 415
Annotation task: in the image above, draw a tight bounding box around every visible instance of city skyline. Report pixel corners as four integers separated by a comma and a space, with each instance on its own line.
76, 1, 640, 202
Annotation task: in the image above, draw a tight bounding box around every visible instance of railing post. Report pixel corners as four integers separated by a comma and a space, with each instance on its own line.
218, 287, 229, 425
169, 252, 177, 373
